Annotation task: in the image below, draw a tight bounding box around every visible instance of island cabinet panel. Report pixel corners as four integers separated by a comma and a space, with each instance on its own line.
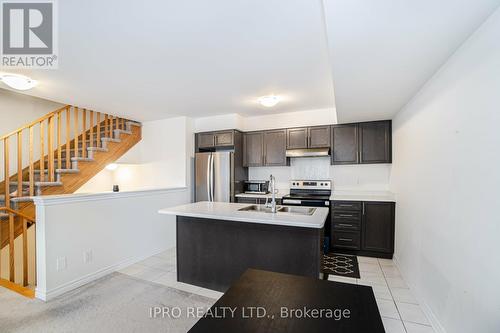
176, 216, 322, 292
243, 132, 264, 167
331, 124, 359, 164
308, 126, 331, 148
359, 121, 392, 164
362, 202, 395, 254
263, 129, 287, 166
286, 127, 309, 149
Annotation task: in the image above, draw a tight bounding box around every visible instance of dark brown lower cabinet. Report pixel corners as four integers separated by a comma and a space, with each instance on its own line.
362, 202, 395, 254
331, 200, 395, 258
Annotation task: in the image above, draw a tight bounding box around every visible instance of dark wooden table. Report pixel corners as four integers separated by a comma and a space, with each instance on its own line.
189, 269, 385, 333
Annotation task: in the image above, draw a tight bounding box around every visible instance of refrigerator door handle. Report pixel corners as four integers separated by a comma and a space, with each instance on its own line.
206, 154, 212, 201
210, 154, 215, 201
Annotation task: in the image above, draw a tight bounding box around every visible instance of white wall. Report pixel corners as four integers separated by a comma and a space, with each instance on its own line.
248, 158, 391, 192
194, 108, 337, 132
77, 117, 195, 193
33, 187, 189, 301
0, 89, 64, 180
390, 8, 500, 333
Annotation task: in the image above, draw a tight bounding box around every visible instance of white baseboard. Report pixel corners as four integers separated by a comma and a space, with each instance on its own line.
392, 255, 446, 333
35, 247, 171, 301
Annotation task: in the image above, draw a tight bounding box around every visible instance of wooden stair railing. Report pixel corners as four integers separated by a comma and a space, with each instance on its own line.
0, 105, 140, 296
0, 105, 130, 201
0, 207, 35, 297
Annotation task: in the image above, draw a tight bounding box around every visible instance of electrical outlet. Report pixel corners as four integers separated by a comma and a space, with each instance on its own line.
56, 257, 67, 271
83, 250, 93, 264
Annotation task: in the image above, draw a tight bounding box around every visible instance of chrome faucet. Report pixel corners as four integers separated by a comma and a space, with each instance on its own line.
267, 174, 277, 213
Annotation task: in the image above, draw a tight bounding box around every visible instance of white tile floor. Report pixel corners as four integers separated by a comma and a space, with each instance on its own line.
119, 250, 435, 333
118, 248, 224, 301
328, 256, 435, 333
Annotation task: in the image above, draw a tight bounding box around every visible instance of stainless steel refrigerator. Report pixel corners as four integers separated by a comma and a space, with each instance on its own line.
196, 151, 242, 202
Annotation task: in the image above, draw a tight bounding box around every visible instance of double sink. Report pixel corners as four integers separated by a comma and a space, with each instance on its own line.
238, 205, 316, 216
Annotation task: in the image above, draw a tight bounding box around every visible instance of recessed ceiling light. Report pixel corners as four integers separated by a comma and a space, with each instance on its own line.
0, 74, 38, 90
258, 95, 281, 107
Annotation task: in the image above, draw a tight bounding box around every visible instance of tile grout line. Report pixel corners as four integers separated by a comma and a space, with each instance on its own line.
378, 257, 408, 333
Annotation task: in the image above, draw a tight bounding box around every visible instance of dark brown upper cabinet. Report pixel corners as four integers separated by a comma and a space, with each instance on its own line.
196, 130, 234, 150
361, 202, 395, 254
359, 121, 391, 164
243, 132, 264, 167
286, 127, 308, 149
243, 130, 288, 167
331, 120, 391, 165
308, 126, 331, 148
287, 126, 331, 149
331, 124, 359, 165
263, 130, 287, 166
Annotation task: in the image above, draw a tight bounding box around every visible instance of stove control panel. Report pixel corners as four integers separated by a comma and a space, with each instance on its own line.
290, 180, 332, 190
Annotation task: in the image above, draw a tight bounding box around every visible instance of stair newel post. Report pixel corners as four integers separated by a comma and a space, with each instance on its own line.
82, 109, 87, 158
22, 217, 28, 286
96, 112, 101, 147
104, 114, 109, 138
29, 127, 34, 197
48, 116, 55, 182
66, 107, 71, 169
39, 121, 45, 183
74, 107, 79, 159
17, 132, 22, 198
9, 214, 14, 282
4, 138, 10, 208
89, 110, 94, 148
57, 111, 62, 170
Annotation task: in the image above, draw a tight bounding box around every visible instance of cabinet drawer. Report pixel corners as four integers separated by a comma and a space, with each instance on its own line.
332, 201, 362, 211
332, 231, 360, 250
332, 211, 361, 221
332, 220, 360, 231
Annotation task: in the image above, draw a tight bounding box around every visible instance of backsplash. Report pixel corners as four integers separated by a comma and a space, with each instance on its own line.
248, 157, 391, 191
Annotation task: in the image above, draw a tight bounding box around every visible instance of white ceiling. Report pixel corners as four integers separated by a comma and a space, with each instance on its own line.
3, 0, 335, 121
3, 0, 500, 123
323, 0, 500, 123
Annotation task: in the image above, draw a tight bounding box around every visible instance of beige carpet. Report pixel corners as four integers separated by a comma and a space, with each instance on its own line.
0, 272, 216, 333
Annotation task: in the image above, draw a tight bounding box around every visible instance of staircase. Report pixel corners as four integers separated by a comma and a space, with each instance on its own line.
0, 105, 142, 297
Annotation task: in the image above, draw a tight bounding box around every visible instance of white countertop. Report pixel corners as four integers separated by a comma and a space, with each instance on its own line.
158, 201, 329, 229
330, 190, 395, 202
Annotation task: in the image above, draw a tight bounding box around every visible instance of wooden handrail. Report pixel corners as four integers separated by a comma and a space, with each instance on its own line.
0, 207, 36, 223
0, 104, 134, 291
0, 105, 70, 141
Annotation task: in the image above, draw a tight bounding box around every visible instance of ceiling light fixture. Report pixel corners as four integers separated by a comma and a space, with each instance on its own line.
258, 95, 281, 107
0, 74, 38, 91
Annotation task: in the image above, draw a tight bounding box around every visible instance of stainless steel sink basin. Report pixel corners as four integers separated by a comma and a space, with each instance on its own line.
238, 205, 316, 216
238, 205, 277, 213
278, 206, 316, 215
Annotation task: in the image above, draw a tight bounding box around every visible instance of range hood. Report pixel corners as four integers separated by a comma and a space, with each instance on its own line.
285, 148, 330, 158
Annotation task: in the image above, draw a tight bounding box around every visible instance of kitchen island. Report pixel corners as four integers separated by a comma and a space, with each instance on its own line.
158, 201, 329, 292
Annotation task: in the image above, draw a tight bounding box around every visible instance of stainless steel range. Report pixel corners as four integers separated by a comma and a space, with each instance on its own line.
282, 180, 331, 207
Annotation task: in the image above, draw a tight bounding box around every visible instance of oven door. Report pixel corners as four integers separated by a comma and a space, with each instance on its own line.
281, 198, 330, 207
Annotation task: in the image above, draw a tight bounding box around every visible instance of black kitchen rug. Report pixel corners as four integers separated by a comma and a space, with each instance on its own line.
322, 253, 360, 279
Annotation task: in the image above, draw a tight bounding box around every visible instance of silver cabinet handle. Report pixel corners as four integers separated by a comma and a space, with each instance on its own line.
339, 214, 354, 217
363, 203, 365, 215
339, 238, 353, 242
337, 223, 353, 227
